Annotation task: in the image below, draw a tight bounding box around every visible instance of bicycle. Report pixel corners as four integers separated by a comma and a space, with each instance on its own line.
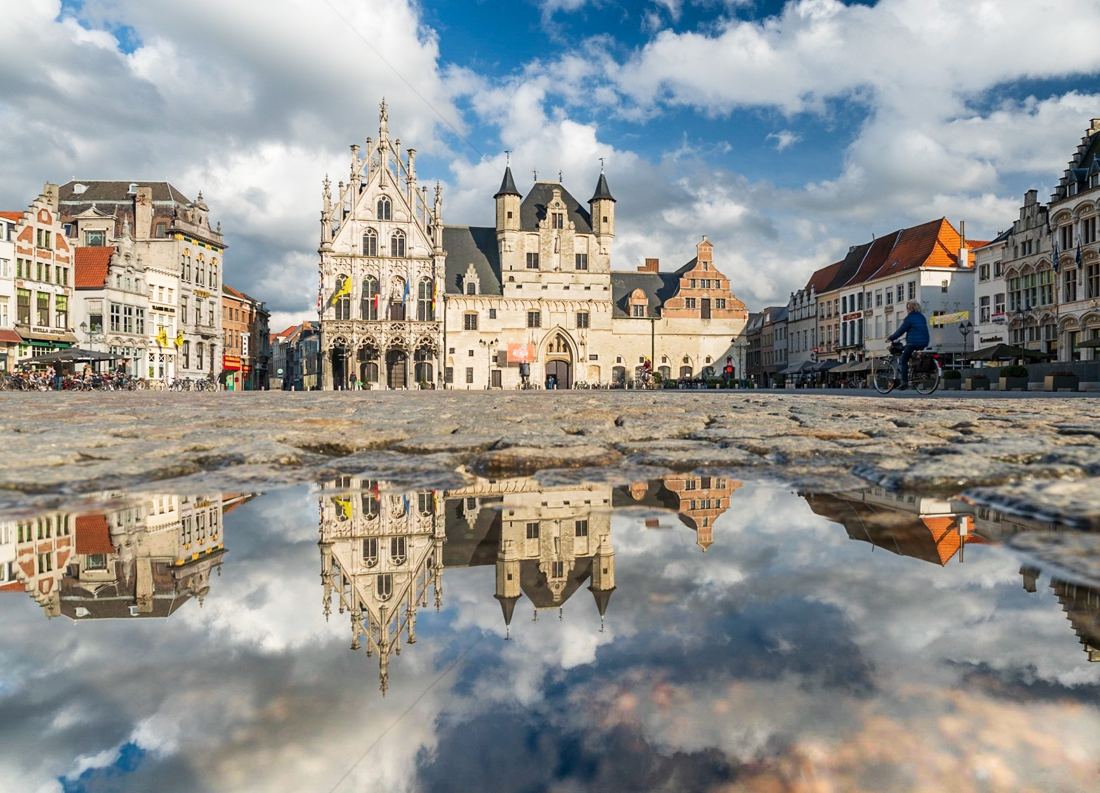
871, 342, 941, 395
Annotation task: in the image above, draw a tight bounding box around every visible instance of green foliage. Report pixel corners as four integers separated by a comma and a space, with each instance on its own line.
942, 369, 962, 380
1000, 365, 1028, 378
1049, 371, 1077, 378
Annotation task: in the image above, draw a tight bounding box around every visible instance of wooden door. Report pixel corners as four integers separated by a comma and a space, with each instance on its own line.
700, 299, 711, 319
545, 360, 571, 389
386, 351, 407, 389
491, 369, 502, 389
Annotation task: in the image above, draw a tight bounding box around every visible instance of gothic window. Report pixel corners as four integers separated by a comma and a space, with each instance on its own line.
335, 275, 351, 320
414, 348, 433, 383
376, 573, 393, 600
549, 334, 569, 354
377, 197, 392, 221
362, 538, 378, 567
390, 229, 406, 258
361, 276, 379, 320
362, 228, 378, 256
390, 536, 407, 566
417, 279, 434, 321
210, 260, 218, 288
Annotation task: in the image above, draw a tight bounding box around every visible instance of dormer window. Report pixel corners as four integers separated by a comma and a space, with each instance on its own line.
85, 230, 105, 247
552, 212, 564, 229
466, 281, 476, 295
376, 196, 392, 220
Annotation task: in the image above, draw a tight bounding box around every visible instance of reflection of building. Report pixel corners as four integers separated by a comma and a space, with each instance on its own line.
318, 474, 734, 692
805, 489, 987, 566
613, 475, 740, 551
1049, 578, 1100, 662
0, 493, 251, 619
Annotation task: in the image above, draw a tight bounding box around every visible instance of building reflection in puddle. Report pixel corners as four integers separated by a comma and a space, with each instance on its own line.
318, 474, 741, 693
0, 493, 254, 620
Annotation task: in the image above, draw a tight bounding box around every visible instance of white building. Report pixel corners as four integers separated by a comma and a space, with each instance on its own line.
0, 214, 17, 371
972, 231, 1010, 351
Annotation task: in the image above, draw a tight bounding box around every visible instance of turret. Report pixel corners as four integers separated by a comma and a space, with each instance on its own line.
495, 165, 521, 232
495, 538, 522, 637
588, 534, 616, 630
588, 169, 615, 238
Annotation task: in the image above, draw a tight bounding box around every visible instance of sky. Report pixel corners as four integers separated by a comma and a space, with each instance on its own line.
1, 482, 1098, 792
3, 0, 1100, 329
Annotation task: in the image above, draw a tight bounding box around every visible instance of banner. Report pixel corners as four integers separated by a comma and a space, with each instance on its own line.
507, 343, 534, 363
930, 311, 970, 326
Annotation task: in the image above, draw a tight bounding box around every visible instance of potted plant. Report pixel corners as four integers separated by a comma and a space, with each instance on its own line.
964, 373, 990, 391
1045, 370, 1080, 392
998, 364, 1029, 392
942, 369, 962, 390
418, 379, 434, 390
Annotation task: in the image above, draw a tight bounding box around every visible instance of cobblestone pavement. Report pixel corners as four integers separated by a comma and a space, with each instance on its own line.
2, 391, 1099, 523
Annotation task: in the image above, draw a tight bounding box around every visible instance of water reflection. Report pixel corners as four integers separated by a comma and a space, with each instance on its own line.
0, 493, 253, 620
319, 474, 739, 692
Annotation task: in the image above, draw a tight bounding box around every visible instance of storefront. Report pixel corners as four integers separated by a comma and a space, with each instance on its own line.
222, 354, 241, 390
16, 328, 78, 368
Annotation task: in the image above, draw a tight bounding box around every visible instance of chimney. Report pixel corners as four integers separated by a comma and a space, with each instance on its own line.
43, 183, 58, 211
134, 186, 153, 240
958, 220, 968, 267
638, 258, 659, 273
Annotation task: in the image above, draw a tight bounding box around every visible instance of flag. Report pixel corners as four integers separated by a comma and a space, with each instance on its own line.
156, 327, 168, 347
325, 276, 352, 310
174, 331, 184, 349
333, 496, 353, 521
1052, 241, 1059, 272
1077, 240, 1083, 269
402, 279, 410, 305
432, 278, 439, 309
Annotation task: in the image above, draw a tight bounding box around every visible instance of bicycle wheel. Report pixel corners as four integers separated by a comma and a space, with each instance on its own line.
912, 365, 940, 396
871, 357, 896, 394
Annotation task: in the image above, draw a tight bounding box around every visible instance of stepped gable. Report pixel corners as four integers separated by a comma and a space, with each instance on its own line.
519, 182, 593, 233
442, 226, 502, 295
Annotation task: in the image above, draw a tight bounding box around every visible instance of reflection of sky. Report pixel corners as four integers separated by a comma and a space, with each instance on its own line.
1, 483, 1099, 792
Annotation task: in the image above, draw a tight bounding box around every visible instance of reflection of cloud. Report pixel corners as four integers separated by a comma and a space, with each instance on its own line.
766, 130, 801, 151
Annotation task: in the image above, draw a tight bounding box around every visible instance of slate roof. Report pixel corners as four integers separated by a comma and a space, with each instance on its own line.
609, 271, 681, 318
521, 555, 594, 609
58, 180, 192, 205
520, 182, 593, 233
589, 172, 615, 202
493, 167, 521, 199
442, 226, 502, 295
74, 247, 113, 289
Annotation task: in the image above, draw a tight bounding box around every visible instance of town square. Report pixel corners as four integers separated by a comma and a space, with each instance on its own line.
3, 1, 1100, 791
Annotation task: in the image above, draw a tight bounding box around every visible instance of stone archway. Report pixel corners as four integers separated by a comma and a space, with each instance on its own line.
542, 331, 574, 389
386, 349, 408, 390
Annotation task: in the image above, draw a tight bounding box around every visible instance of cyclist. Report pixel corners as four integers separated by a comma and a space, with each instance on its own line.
886, 300, 929, 390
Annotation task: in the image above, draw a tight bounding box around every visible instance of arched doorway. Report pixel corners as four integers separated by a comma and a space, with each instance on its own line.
543, 332, 573, 389
545, 359, 571, 389
331, 346, 349, 390
359, 347, 379, 387
386, 350, 408, 390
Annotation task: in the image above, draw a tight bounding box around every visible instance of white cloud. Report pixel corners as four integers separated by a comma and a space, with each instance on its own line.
767, 129, 801, 151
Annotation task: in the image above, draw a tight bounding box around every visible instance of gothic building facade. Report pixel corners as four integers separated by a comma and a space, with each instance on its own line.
316, 103, 749, 390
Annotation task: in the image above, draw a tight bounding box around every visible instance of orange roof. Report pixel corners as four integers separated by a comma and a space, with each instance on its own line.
0, 329, 21, 344
805, 260, 843, 293
75, 514, 115, 555
74, 247, 113, 288
0, 582, 23, 592
0, 211, 24, 223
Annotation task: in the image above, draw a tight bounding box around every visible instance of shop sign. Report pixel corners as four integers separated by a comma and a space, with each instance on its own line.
930, 310, 970, 326
222, 355, 241, 371
863, 309, 873, 318
842, 312, 862, 322
982, 335, 1004, 343
991, 312, 1006, 324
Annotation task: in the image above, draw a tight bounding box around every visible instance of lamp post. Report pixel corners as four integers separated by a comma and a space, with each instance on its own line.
479, 337, 498, 390
731, 338, 745, 388
958, 319, 972, 348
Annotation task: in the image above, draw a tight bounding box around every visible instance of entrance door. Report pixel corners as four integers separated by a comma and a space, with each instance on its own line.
545, 359, 571, 389
700, 298, 711, 319
491, 369, 502, 389
386, 351, 407, 389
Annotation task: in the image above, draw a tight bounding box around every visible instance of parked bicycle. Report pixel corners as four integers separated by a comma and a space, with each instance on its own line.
871, 342, 941, 395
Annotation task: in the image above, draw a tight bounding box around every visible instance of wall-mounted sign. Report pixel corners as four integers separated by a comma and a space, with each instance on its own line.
842, 312, 862, 322
931, 310, 970, 326
507, 343, 534, 363
991, 312, 1006, 324
982, 335, 1004, 343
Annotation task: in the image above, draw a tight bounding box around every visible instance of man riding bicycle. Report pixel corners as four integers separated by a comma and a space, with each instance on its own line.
887, 300, 929, 390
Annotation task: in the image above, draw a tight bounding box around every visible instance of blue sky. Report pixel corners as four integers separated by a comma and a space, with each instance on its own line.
3, 0, 1100, 327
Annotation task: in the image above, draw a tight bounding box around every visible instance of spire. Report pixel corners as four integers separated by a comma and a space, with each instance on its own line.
589, 171, 615, 203
495, 593, 520, 629
494, 166, 521, 199
379, 97, 389, 140
588, 584, 616, 619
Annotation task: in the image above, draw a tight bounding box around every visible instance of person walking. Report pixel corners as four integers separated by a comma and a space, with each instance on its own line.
722, 357, 735, 388
887, 300, 930, 390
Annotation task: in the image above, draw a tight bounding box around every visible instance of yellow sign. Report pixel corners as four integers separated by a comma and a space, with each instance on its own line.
156, 328, 169, 347
930, 311, 970, 326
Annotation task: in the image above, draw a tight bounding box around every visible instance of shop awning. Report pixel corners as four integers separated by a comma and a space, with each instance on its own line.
1077, 336, 1100, 349
17, 328, 79, 345
966, 343, 1051, 361
31, 348, 124, 364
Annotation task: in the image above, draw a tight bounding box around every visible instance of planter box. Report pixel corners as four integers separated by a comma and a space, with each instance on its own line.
1044, 375, 1080, 392
964, 377, 990, 391
943, 379, 962, 390
999, 376, 1029, 392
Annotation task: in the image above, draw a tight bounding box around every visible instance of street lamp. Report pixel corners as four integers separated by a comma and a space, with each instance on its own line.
479, 337, 499, 390
730, 337, 746, 388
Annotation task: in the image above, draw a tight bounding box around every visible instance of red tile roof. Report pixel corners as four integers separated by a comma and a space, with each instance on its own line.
74, 247, 114, 289
75, 514, 115, 555
0, 329, 21, 344
805, 260, 842, 293
0, 211, 24, 223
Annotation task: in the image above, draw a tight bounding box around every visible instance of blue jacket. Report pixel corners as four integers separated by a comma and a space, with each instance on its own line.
889, 310, 929, 347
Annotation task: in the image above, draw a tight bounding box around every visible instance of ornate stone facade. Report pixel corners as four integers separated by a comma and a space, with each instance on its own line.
318, 104, 749, 390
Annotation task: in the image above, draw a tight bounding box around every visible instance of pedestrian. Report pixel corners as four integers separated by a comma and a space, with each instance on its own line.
722, 357, 735, 388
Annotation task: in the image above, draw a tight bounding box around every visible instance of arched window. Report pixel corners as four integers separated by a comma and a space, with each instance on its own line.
390, 229, 406, 258
362, 538, 378, 567
376, 197, 391, 221
376, 573, 393, 600
417, 278, 434, 321
361, 276, 379, 320
414, 347, 433, 384
209, 259, 218, 288
390, 537, 407, 566
360, 347, 379, 383
362, 228, 378, 256
335, 275, 351, 320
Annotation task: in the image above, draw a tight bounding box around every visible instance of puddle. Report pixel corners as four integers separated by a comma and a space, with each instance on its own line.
2, 477, 1099, 791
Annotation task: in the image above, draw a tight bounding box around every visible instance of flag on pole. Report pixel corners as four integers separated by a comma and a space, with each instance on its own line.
174, 331, 184, 349
1052, 241, 1059, 272
156, 327, 169, 347
402, 279, 410, 305
432, 278, 439, 310
1077, 240, 1083, 269
325, 276, 352, 309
